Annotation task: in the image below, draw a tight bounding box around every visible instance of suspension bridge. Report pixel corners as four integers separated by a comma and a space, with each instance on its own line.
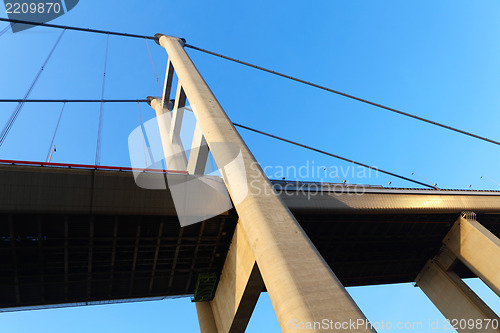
1, 18, 500, 333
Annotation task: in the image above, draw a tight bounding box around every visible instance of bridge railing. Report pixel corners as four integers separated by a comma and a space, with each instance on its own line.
0, 159, 188, 174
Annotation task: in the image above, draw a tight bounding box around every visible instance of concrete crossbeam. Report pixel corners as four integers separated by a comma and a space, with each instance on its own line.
444, 214, 500, 298
161, 60, 174, 108
187, 122, 209, 175
169, 84, 188, 168
170, 84, 187, 139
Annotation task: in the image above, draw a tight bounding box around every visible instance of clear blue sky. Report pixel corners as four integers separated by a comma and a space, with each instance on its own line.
1, 1, 500, 332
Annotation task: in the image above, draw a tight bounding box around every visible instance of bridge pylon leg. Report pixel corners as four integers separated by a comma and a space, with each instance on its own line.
415, 213, 500, 333
151, 35, 376, 333
196, 302, 218, 333
196, 223, 264, 333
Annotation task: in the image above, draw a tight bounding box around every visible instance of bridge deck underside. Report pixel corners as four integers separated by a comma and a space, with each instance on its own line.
298, 212, 500, 286
0, 213, 236, 311
1, 165, 500, 311
2, 212, 498, 311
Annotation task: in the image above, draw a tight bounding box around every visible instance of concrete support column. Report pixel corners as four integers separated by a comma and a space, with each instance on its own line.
416, 250, 500, 333
154, 35, 375, 333
150, 100, 187, 171
149, 58, 187, 172
443, 213, 500, 298
196, 301, 218, 333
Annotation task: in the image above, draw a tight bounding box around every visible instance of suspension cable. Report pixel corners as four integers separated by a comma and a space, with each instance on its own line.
233, 122, 437, 189
1, 17, 499, 148
137, 102, 148, 166
0, 28, 65, 147
0, 17, 155, 40
186, 44, 500, 147
0, 23, 14, 37
46, 102, 66, 162
0, 95, 438, 187
137, 102, 155, 167
95, 34, 109, 166
145, 38, 162, 94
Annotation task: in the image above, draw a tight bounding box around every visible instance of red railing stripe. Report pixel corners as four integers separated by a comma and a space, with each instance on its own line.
0, 159, 189, 174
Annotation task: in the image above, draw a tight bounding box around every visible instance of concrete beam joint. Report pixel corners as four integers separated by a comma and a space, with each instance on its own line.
443, 215, 500, 298
416, 259, 500, 333
155, 33, 185, 47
